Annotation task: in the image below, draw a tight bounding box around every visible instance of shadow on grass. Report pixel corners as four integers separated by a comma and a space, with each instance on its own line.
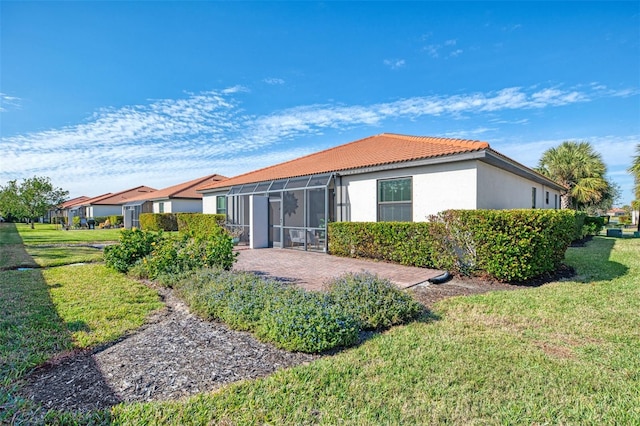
565, 236, 629, 282
0, 223, 119, 422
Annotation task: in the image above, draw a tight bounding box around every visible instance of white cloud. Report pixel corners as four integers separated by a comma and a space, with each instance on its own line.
263, 78, 285, 85
0, 93, 21, 112
383, 59, 406, 70
221, 85, 250, 94
424, 45, 440, 58
424, 38, 464, 59
442, 127, 496, 139
1, 84, 636, 198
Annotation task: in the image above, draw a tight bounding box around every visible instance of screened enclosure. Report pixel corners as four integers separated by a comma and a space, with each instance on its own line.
224, 173, 335, 251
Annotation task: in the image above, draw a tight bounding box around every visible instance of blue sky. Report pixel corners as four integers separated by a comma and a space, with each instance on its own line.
1, 1, 638, 204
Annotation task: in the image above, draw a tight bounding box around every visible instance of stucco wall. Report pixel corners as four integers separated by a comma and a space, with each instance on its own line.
340, 161, 478, 222
88, 205, 123, 218
154, 199, 202, 214
202, 191, 227, 214
476, 162, 561, 210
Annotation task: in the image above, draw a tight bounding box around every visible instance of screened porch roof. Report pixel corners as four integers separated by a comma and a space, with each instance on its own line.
227, 173, 333, 196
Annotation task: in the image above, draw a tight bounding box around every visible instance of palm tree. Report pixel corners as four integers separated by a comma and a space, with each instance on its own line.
629, 144, 640, 201
629, 144, 640, 231
536, 141, 609, 210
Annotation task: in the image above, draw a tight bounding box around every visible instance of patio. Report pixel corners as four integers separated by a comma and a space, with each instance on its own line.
233, 248, 444, 292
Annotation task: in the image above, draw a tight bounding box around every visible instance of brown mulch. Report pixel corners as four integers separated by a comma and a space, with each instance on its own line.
18, 287, 318, 413
18, 265, 575, 414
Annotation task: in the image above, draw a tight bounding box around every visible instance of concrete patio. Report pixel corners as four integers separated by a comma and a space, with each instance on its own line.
233, 247, 444, 291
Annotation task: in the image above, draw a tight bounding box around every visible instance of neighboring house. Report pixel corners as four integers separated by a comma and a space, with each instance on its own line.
122, 174, 226, 229
198, 133, 566, 252
79, 186, 157, 220
50, 196, 90, 225
606, 208, 626, 218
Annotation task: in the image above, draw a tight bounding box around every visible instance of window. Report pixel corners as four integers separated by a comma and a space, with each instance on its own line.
378, 177, 412, 222
532, 187, 537, 209
546, 191, 549, 205
158, 202, 164, 213
216, 196, 227, 215
554, 194, 559, 209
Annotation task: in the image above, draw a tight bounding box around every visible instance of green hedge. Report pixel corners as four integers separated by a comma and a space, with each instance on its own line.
328, 222, 453, 270
140, 213, 178, 231
329, 209, 579, 282
583, 216, 605, 237
176, 213, 226, 236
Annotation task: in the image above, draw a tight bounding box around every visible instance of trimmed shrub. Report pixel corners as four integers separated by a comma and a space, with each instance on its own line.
432, 209, 577, 282
573, 211, 587, 241
328, 222, 454, 270
109, 215, 123, 227
140, 213, 178, 231
583, 216, 605, 237
144, 227, 237, 279
94, 216, 109, 225
257, 290, 359, 353
329, 209, 578, 282
327, 272, 423, 330
103, 229, 164, 273
177, 213, 226, 236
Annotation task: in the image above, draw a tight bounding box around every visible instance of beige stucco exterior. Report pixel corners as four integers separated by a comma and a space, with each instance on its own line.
153, 199, 202, 214
202, 154, 563, 223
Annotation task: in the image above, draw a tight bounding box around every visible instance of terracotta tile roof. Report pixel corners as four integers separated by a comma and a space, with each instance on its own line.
60, 196, 90, 209
126, 174, 227, 202
198, 133, 490, 191
83, 186, 157, 205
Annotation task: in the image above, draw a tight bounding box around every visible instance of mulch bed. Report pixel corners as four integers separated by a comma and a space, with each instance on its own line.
18, 265, 575, 414
18, 286, 318, 413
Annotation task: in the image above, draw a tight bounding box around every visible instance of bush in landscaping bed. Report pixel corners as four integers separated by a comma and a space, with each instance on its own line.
327, 272, 423, 330
583, 216, 605, 237
140, 213, 178, 231
330, 209, 577, 282
109, 215, 123, 227
328, 222, 454, 270
176, 213, 226, 236
144, 228, 237, 278
172, 269, 423, 353
257, 290, 359, 353
174, 268, 287, 331
433, 209, 577, 282
103, 229, 164, 273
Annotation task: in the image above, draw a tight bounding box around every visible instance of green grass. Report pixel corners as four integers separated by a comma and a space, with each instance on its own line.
2, 222, 639, 424
0, 224, 162, 423
15, 223, 122, 245
106, 237, 640, 425
26, 245, 105, 267
42, 264, 162, 347
0, 268, 73, 383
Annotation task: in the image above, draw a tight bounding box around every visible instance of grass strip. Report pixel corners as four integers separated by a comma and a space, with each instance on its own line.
42, 264, 163, 348
15, 223, 122, 245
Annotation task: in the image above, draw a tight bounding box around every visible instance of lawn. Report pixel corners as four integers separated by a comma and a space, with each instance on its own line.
1, 221, 638, 425
15, 223, 122, 245
106, 237, 639, 425
0, 223, 162, 423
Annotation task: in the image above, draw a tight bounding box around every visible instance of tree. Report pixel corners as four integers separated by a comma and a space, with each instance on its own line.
0, 176, 68, 228
536, 141, 610, 210
629, 144, 640, 200
629, 144, 640, 231
584, 180, 620, 216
